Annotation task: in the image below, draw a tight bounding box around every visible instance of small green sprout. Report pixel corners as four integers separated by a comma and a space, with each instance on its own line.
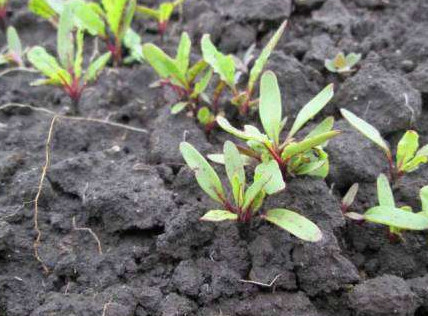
325, 52, 361, 74
341, 183, 359, 213
136, 0, 184, 37
28, 0, 139, 65
0, 26, 24, 67
345, 174, 428, 240
341, 109, 428, 182
27, 4, 111, 111
142, 32, 215, 129
180, 141, 322, 242
212, 71, 340, 179
201, 20, 287, 114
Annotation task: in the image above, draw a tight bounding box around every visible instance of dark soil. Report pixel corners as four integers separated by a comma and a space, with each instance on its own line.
1, 0, 428, 315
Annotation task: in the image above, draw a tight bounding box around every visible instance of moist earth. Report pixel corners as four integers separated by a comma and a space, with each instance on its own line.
1, 0, 428, 315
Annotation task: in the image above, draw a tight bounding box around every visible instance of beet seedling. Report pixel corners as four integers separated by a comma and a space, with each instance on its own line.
201, 20, 287, 114
142, 32, 215, 128
345, 174, 428, 239
341, 109, 428, 182
180, 141, 322, 242
27, 4, 111, 112
212, 71, 339, 179
28, 0, 140, 65
325, 52, 361, 74
341, 183, 359, 213
0, 26, 24, 67
136, 0, 184, 37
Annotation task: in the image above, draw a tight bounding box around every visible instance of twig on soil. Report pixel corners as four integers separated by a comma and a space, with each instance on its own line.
101, 301, 113, 316
33, 115, 59, 274
0, 67, 38, 78
239, 274, 282, 288
72, 216, 103, 255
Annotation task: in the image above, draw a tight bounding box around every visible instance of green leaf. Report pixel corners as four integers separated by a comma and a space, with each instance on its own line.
402, 155, 428, 173
57, 3, 75, 69
254, 160, 285, 195
7, 27, 22, 59
142, 43, 187, 88
201, 34, 236, 88
170, 102, 188, 114
300, 148, 329, 178
396, 130, 419, 169
102, 0, 135, 39
345, 53, 361, 69
420, 186, 428, 215
365, 206, 428, 230
28, 0, 57, 19
281, 131, 340, 160
324, 59, 337, 73
180, 142, 225, 203
305, 116, 334, 140
200, 210, 238, 222
123, 28, 144, 64
248, 20, 287, 93
84, 52, 111, 83
73, 1, 106, 36
345, 212, 364, 221
264, 208, 322, 242
136, 6, 160, 19
159, 2, 174, 22
340, 108, 390, 156
242, 175, 271, 210
377, 173, 395, 207
342, 183, 359, 209
416, 144, 428, 157
197, 107, 214, 125
73, 29, 84, 79
207, 154, 253, 165
259, 71, 282, 145
175, 32, 191, 73
288, 84, 334, 138
27, 46, 71, 85
224, 141, 246, 206
188, 60, 208, 82
216, 117, 269, 143
192, 69, 213, 98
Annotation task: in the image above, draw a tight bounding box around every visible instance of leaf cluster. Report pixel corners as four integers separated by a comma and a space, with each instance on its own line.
341, 109, 428, 181
180, 141, 322, 242
325, 52, 361, 74
345, 174, 428, 237
27, 3, 111, 108
213, 71, 339, 179
136, 0, 184, 35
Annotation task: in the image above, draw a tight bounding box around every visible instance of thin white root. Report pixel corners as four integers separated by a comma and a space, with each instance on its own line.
72, 217, 103, 255
239, 274, 282, 288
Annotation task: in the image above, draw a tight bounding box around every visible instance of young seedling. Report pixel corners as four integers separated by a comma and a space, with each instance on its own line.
0, 26, 24, 67
345, 174, 428, 240
341, 109, 428, 182
27, 4, 111, 112
136, 0, 184, 37
142, 32, 215, 129
341, 183, 359, 213
180, 141, 322, 242
201, 20, 287, 115
28, 0, 140, 65
325, 52, 361, 74
212, 71, 340, 179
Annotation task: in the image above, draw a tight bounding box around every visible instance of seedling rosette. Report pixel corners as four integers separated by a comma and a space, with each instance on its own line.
341, 109, 428, 182
0, 26, 24, 67
27, 4, 111, 111
325, 52, 361, 74
180, 141, 322, 242
136, 0, 184, 37
201, 20, 287, 114
345, 174, 428, 240
211, 71, 340, 179
142, 32, 215, 130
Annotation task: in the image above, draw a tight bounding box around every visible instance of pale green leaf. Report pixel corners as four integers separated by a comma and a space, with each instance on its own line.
397, 130, 419, 169
171, 102, 188, 114
201, 34, 236, 88
416, 144, 428, 157
28, 0, 57, 19
207, 154, 252, 165
224, 141, 245, 206
340, 108, 390, 156
305, 116, 335, 140
377, 173, 395, 207
242, 175, 271, 210
345, 212, 364, 221
197, 107, 214, 125
402, 155, 428, 173
254, 160, 285, 195
83, 52, 111, 83
288, 84, 334, 138
216, 116, 269, 143
420, 186, 428, 215
264, 208, 322, 242
73, 1, 106, 36
259, 71, 282, 145
57, 3, 75, 69
365, 206, 428, 230
192, 69, 213, 97
188, 59, 208, 82
74, 29, 84, 79
175, 32, 191, 73
345, 53, 361, 69
7, 27, 22, 58
342, 183, 359, 209
136, 6, 160, 19
123, 28, 144, 64
248, 20, 287, 93
180, 142, 225, 203
324, 59, 337, 73
200, 210, 238, 222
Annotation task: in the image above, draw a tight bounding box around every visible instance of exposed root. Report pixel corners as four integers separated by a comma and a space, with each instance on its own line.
239, 274, 282, 288
0, 102, 149, 273
101, 301, 113, 316
72, 216, 103, 255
